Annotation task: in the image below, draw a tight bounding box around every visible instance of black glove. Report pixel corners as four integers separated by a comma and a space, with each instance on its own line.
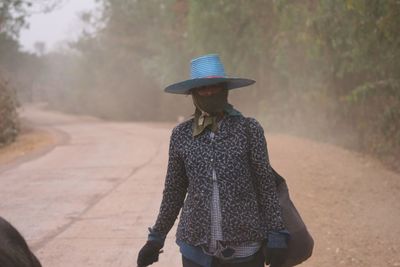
263, 247, 288, 267
137, 240, 163, 267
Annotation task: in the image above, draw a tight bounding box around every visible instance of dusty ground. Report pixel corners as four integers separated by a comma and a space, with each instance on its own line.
0, 120, 56, 166
269, 135, 400, 267
0, 105, 399, 267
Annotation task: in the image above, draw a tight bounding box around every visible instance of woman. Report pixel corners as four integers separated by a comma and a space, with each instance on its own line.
137, 54, 289, 267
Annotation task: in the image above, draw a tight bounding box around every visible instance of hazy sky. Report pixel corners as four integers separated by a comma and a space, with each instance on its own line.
19, 0, 98, 53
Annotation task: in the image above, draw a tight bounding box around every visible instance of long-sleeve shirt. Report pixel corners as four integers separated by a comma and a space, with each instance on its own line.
148, 111, 286, 263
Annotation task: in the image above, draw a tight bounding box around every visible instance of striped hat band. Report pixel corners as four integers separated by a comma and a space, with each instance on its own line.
191, 54, 226, 79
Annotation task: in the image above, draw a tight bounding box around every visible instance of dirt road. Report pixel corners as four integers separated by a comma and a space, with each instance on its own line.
0, 105, 399, 267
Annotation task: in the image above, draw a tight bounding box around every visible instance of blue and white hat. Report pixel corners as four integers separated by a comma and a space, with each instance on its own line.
164, 54, 255, 94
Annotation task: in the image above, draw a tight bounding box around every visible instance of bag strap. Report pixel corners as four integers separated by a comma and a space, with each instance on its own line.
244, 117, 285, 187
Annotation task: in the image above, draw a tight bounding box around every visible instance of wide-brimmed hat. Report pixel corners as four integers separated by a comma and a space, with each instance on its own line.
164, 54, 255, 94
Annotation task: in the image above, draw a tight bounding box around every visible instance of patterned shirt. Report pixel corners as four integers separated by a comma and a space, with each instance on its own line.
147, 111, 290, 266
150, 112, 285, 246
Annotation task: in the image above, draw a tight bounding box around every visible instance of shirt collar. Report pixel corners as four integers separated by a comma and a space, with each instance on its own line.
192, 103, 242, 137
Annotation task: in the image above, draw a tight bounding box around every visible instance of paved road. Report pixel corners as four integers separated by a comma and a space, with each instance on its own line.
1, 106, 399, 267
0, 106, 180, 266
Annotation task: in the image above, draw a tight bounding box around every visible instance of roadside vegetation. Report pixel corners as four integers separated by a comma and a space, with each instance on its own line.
0, 77, 19, 146
0, 1, 54, 147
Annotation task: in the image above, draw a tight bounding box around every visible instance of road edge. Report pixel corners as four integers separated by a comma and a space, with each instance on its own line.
0, 121, 70, 174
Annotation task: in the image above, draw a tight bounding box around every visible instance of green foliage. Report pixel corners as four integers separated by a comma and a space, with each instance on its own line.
345, 79, 400, 154
275, 0, 400, 164
0, 0, 62, 147
38, 0, 194, 120
0, 0, 32, 37
186, 0, 400, 165
0, 77, 19, 146
37, 0, 399, 168
0, 0, 30, 147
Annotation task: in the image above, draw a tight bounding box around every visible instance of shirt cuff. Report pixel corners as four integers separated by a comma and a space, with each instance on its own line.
267, 230, 290, 248
147, 227, 166, 247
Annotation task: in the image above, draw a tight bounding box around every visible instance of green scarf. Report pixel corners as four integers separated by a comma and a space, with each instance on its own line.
192, 103, 242, 137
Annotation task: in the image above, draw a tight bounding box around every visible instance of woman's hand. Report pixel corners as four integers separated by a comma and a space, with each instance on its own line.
263, 247, 288, 267
137, 240, 163, 267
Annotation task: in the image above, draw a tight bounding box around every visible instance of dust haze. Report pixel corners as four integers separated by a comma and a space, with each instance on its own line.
11, 1, 400, 169
2, 2, 400, 266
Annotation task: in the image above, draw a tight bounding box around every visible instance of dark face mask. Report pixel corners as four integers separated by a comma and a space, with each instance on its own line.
192, 89, 228, 115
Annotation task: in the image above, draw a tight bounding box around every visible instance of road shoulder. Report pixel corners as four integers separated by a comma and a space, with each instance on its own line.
0, 118, 69, 173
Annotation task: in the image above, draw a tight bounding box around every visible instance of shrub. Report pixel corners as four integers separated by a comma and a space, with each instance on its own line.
0, 77, 19, 146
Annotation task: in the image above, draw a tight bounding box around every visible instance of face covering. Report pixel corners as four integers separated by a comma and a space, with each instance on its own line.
192, 89, 228, 115
191, 89, 229, 136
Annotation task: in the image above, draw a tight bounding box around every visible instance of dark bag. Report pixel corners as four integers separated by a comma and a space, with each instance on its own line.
271, 169, 314, 267
245, 120, 314, 267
